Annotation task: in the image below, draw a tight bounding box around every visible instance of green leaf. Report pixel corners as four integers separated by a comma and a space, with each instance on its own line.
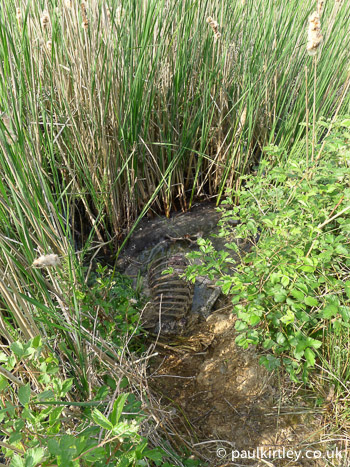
120, 377, 129, 389
332, 319, 343, 333
306, 337, 322, 349
224, 242, 239, 251
322, 304, 339, 319
300, 265, 315, 272
340, 118, 350, 127
9, 433, 23, 444
262, 338, 274, 350
304, 296, 318, 307
335, 245, 348, 255
61, 379, 73, 396
270, 272, 280, 285
340, 306, 350, 322
235, 333, 249, 349
0, 375, 8, 391
36, 389, 54, 402
344, 281, 350, 300
110, 393, 128, 426
297, 311, 311, 322
25, 448, 45, 467
280, 309, 295, 324
134, 439, 148, 458
31, 336, 42, 349
92, 408, 113, 430
296, 282, 309, 294
276, 332, 286, 345
248, 314, 261, 326
221, 279, 232, 295
246, 329, 259, 345
47, 439, 60, 456
10, 342, 24, 359
304, 348, 315, 367
143, 448, 164, 462
274, 291, 287, 303
49, 407, 64, 426
235, 320, 248, 331
259, 355, 280, 371
291, 289, 305, 302
262, 217, 274, 228
294, 344, 305, 360
281, 276, 290, 287
18, 384, 31, 406
1, 402, 15, 417
10, 455, 25, 467
0, 352, 8, 363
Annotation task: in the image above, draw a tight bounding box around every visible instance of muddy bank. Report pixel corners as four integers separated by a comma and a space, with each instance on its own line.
148, 311, 326, 467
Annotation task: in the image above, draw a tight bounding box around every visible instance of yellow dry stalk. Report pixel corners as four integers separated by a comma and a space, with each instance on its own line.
0, 112, 17, 143
105, 4, 111, 20
16, 7, 21, 24
115, 6, 124, 27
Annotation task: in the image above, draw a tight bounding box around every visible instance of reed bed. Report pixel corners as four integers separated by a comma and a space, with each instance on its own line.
1, 0, 349, 236
0, 0, 349, 460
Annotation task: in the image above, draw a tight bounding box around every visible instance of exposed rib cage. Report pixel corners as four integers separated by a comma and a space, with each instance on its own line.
145, 253, 194, 333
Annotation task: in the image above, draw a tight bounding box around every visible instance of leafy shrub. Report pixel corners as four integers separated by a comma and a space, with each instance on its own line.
80, 264, 142, 348
186, 117, 350, 383
0, 337, 163, 467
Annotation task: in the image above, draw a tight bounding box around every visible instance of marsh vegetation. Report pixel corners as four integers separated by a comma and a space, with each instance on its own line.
0, 0, 349, 465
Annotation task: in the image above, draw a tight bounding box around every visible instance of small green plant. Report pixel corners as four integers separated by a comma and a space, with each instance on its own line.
186, 117, 350, 383
0, 337, 164, 466
80, 264, 142, 348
